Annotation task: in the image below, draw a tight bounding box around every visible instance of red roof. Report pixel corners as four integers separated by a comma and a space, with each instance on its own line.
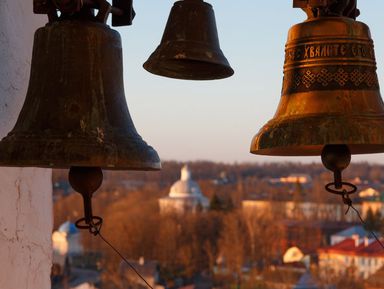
318, 238, 384, 257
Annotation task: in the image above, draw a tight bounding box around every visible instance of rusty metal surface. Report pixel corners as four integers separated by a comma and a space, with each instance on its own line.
251, 16, 384, 156
112, 0, 135, 26
294, 0, 359, 19
293, 0, 327, 8
0, 21, 161, 170
34, 0, 134, 26
52, 0, 82, 14
34, 0, 50, 14
143, 0, 234, 80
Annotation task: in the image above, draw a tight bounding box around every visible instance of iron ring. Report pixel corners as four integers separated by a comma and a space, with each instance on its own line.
75, 216, 103, 230
325, 182, 357, 195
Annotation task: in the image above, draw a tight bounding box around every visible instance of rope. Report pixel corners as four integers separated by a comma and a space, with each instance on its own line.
341, 192, 384, 250
76, 218, 155, 289
96, 231, 155, 289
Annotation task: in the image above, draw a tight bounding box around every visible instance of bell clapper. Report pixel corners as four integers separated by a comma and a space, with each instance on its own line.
69, 166, 104, 235
321, 144, 357, 199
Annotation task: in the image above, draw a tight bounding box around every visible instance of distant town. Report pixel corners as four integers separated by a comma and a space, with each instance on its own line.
51, 161, 384, 289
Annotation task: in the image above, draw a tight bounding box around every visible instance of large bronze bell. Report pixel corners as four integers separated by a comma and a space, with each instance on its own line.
143, 0, 234, 80
0, 20, 161, 170
251, 9, 384, 157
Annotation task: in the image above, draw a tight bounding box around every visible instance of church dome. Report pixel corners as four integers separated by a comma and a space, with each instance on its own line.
169, 165, 203, 198
160, 165, 210, 214
58, 221, 79, 235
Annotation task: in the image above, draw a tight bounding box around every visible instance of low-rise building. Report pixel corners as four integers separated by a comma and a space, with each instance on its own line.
269, 174, 312, 185
52, 221, 83, 268
330, 225, 368, 246
242, 200, 361, 223
318, 237, 384, 279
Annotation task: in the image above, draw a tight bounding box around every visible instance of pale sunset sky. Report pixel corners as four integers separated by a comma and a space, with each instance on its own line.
117, 1, 384, 164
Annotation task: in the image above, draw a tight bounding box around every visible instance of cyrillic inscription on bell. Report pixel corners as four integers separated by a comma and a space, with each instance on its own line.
251, 3, 384, 156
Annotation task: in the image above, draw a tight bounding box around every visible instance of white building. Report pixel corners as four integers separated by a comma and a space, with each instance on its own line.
269, 174, 312, 185
318, 236, 384, 279
330, 226, 368, 246
359, 187, 380, 199
159, 165, 209, 214
53, 221, 84, 268
242, 199, 361, 222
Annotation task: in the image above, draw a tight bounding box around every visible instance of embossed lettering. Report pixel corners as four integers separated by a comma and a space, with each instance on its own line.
321, 46, 329, 57
332, 45, 339, 56
310, 46, 315, 58
304, 46, 310, 59
352, 44, 368, 57
287, 43, 375, 62
340, 45, 347, 56
361, 46, 367, 57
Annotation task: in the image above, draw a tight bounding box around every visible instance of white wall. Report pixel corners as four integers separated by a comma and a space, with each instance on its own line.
0, 1, 53, 289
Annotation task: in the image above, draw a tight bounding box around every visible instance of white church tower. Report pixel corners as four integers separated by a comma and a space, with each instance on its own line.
159, 165, 209, 214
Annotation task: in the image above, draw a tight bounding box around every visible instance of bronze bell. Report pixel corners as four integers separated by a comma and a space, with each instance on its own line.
0, 20, 161, 170
251, 8, 384, 157
143, 0, 234, 80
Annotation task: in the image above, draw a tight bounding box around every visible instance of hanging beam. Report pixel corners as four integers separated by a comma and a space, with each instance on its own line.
293, 0, 327, 8
33, 0, 135, 26
34, 0, 50, 14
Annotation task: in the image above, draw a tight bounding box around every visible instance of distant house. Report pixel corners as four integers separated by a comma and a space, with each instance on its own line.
159, 165, 209, 214
52, 221, 83, 268
318, 237, 384, 279
269, 174, 312, 185
330, 226, 368, 246
242, 199, 361, 223
359, 188, 380, 199
283, 247, 305, 264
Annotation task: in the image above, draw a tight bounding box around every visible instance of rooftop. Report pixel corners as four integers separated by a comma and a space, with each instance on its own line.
319, 238, 384, 257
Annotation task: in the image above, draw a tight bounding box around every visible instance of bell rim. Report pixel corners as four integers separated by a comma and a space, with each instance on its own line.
251, 114, 384, 156
0, 162, 162, 171
143, 42, 234, 80
0, 134, 161, 170
143, 59, 234, 80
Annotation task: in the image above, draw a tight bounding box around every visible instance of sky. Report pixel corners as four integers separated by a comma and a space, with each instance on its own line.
115, 1, 384, 164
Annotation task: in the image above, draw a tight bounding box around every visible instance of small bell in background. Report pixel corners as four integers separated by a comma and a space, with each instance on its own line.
143, 0, 234, 80
250, 0, 384, 195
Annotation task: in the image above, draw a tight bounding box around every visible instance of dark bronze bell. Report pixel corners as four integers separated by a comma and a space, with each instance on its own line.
251, 12, 384, 157
143, 0, 234, 80
0, 20, 161, 170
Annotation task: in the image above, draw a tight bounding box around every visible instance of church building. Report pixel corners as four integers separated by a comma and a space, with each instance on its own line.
159, 165, 209, 214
